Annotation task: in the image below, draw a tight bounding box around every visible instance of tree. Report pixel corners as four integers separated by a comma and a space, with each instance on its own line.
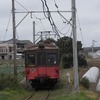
56, 36, 73, 57
56, 36, 87, 68
44, 36, 87, 68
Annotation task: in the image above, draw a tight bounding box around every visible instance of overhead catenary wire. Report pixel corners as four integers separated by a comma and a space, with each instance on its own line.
14, 0, 72, 39
54, 0, 58, 9
41, 0, 48, 19
41, 0, 61, 39
54, 0, 72, 26
54, 0, 72, 37
39, 19, 46, 31
15, 0, 47, 32
53, 0, 73, 47
35, 17, 46, 31
4, 11, 12, 41
60, 25, 71, 36
53, 0, 72, 36
13, 0, 73, 42
30, 11, 47, 32
77, 13, 85, 47
41, 0, 72, 38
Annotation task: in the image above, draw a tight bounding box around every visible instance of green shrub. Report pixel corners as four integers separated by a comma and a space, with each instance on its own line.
80, 77, 90, 89
0, 74, 21, 90
61, 54, 87, 69
78, 55, 87, 67
61, 54, 73, 69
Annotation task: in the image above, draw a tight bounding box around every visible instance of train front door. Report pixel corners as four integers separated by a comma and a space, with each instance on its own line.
37, 52, 47, 77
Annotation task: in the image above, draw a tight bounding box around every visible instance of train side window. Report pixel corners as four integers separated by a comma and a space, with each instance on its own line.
47, 53, 57, 66
28, 54, 35, 65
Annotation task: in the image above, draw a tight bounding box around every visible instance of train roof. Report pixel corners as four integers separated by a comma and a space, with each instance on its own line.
25, 42, 59, 51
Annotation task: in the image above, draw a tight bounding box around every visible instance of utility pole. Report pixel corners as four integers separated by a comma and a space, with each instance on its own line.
71, 0, 79, 93
12, 0, 17, 78
92, 40, 96, 54
33, 21, 35, 44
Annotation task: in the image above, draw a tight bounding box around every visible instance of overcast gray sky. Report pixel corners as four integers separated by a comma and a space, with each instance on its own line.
0, 0, 100, 47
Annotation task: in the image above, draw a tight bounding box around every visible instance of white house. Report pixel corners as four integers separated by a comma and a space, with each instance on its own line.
0, 39, 32, 60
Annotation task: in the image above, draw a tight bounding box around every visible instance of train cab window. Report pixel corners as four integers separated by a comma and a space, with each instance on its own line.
47, 53, 57, 66
28, 54, 35, 65
37, 53, 46, 66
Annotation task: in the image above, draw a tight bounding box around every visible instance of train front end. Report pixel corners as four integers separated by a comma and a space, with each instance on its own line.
25, 42, 60, 88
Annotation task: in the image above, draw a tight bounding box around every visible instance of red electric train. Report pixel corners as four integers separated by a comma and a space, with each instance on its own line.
25, 41, 60, 88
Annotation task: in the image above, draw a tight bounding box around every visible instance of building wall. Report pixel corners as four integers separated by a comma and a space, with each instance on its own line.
0, 39, 32, 60
0, 43, 13, 60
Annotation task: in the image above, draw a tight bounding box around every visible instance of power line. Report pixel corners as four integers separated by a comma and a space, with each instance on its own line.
14, 0, 73, 40
53, 0, 72, 26
15, 0, 49, 39
77, 13, 85, 47
15, 0, 47, 31
57, 11, 72, 26
54, 0, 66, 23
4, 11, 12, 41
41, 0, 61, 38
39, 19, 46, 31
30, 13, 47, 31
53, 0, 72, 36
41, 0, 73, 39
60, 25, 71, 36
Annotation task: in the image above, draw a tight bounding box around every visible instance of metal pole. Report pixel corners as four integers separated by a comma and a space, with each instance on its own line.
12, 0, 17, 78
92, 40, 96, 54
15, 10, 72, 13
71, 0, 79, 93
92, 40, 95, 54
33, 21, 35, 44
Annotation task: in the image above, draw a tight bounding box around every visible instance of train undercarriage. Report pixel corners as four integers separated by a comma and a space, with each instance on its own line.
29, 78, 58, 89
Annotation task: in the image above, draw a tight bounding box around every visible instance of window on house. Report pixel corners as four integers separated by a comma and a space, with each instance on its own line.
9, 47, 12, 52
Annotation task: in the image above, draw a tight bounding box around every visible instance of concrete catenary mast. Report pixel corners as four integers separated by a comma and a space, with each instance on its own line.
12, 0, 17, 78
71, 0, 79, 92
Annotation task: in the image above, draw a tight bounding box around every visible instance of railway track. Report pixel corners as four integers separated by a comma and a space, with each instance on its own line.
24, 91, 36, 100
43, 90, 51, 100
24, 90, 51, 100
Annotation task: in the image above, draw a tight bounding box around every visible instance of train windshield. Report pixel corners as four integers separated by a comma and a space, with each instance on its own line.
47, 53, 57, 66
37, 53, 46, 66
28, 54, 35, 65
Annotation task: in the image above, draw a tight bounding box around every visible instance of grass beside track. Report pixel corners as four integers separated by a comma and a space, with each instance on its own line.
0, 89, 32, 100
0, 86, 98, 100
0, 59, 99, 100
